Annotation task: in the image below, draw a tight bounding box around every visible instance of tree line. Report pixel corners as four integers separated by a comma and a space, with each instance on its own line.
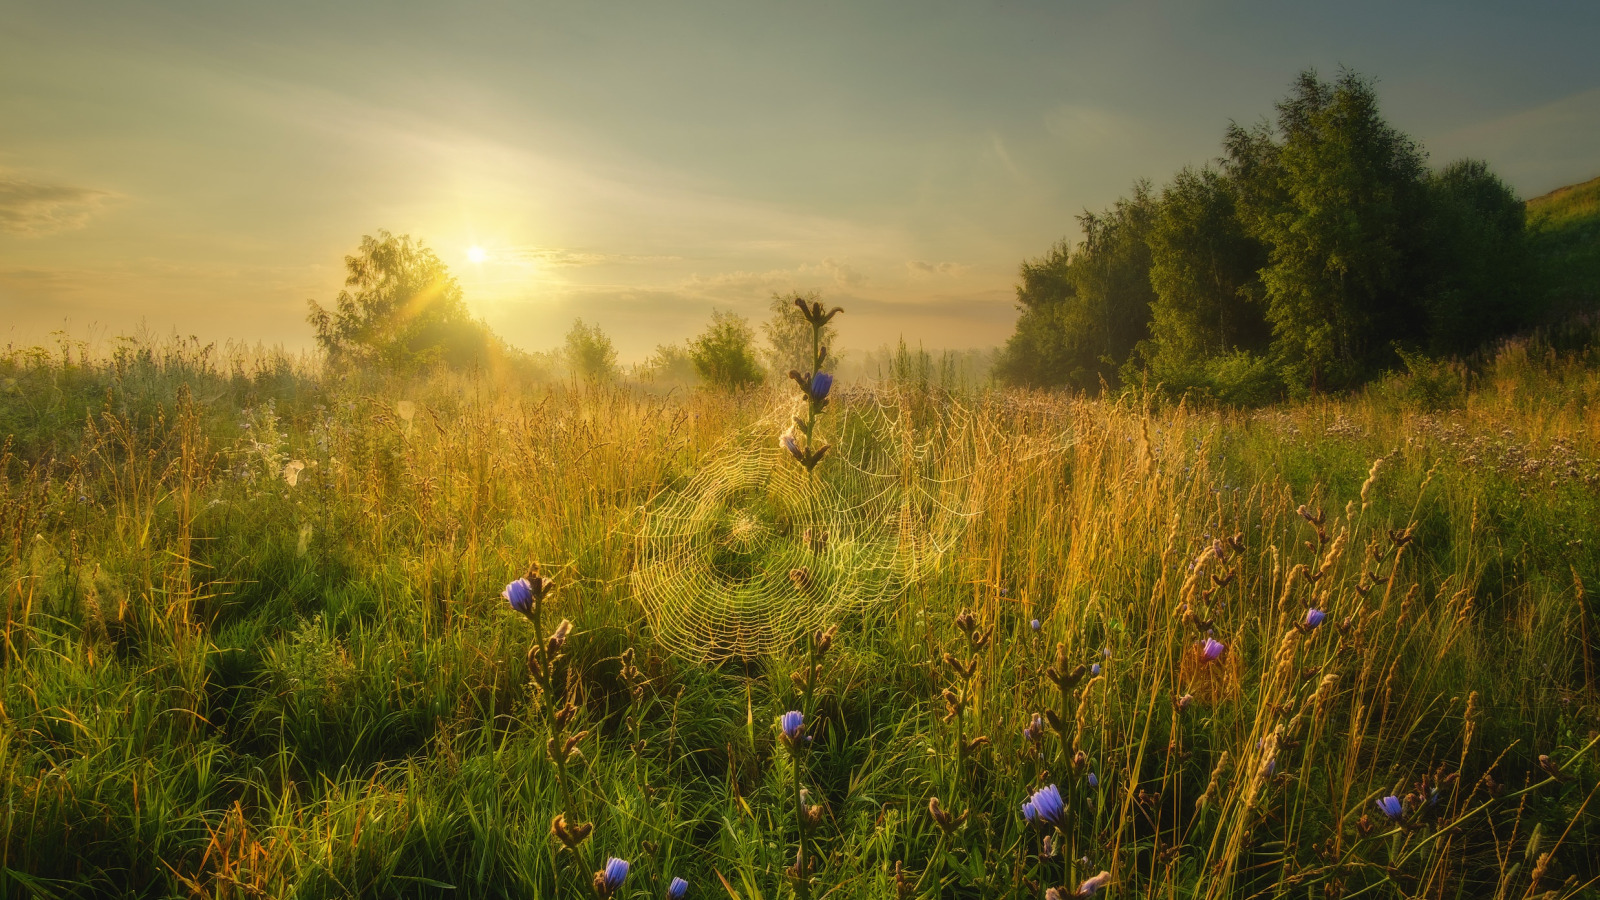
996, 69, 1538, 401
305, 235, 832, 390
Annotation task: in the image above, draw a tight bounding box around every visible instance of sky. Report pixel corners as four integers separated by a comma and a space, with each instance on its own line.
2, 1, 1597, 362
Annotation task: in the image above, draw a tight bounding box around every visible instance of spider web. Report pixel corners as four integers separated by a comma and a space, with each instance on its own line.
633, 399, 972, 661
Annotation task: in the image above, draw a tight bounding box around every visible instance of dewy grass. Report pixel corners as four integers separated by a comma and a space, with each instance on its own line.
1, 332, 1599, 898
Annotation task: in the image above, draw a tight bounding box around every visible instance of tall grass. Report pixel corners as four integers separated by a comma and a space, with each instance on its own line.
1, 332, 1597, 898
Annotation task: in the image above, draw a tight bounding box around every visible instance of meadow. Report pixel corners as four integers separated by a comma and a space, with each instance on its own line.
2, 329, 1599, 899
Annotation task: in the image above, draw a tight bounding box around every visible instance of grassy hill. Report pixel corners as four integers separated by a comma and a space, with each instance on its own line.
1528, 174, 1600, 314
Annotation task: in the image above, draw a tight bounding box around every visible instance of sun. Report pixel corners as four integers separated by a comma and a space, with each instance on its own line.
467, 246, 488, 264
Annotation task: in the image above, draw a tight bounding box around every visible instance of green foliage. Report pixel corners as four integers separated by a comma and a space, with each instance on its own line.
639, 341, 698, 386
1420, 159, 1535, 354
563, 318, 620, 381
689, 309, 765, 391
762, 291, 837, 377
306, 231, 493, 372
994, 184, 1157, 390
1140, 167, 1270, 381
1003, 69, 1553, 401
1225, 69, 1431, 391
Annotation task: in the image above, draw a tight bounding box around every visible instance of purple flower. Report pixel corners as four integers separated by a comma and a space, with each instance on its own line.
1021, 784, 1065, 828
1376, 795, 1404, 820
780, 430, 803, 461
780, 710, 805, 745
1087, 772, 1098, 788
667, 876, 689, 900
1030, 618, 1041, 632
600, 857, 629, 895
1303, 608, 1326, 630
810, 372, 833, 401
503, 578, 534, 615
1201, 637, 1225, 663
1091, 663, 1101, 677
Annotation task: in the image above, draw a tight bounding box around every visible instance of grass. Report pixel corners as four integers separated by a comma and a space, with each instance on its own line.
1528, 174, 1600, 317
2, 330, 1599, 899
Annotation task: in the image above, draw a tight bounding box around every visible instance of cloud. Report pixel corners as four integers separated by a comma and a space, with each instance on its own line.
814, 257, 867, 288
0, 173, 112, 235
906, 259, 969, 278
507, 247, 680, 267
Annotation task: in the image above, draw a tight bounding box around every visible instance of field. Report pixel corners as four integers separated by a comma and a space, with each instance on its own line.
3, 331, 1599, 899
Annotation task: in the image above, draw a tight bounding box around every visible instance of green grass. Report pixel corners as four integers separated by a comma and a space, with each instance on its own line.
2, 333, 1599, 899
1528, 174, 1600, 316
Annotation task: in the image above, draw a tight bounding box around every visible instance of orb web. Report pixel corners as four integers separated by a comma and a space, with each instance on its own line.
633, 403, 967, 661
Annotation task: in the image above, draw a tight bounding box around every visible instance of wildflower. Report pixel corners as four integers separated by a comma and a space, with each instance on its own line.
503, 578, 534, 615
595, 857, 630, 898
1031, 618, 1041, 632
1021, 784, 1066, 829
1175, 693, 1193, 710
780, 429, 804, 462
779, 710, 805, 747
1200, 637, 1225, 663
667, 877, 688, 900
810, 372, 833, 402
1076, 871, 1112, 896
1376, 795, 1404, 820
1022, 713, 1045, 744
1302, 608, 1326, 631
1087, 772, 1098, 788
1091, 663, 1101, 677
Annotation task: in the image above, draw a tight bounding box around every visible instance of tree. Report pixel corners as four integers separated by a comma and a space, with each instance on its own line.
1224, 69, 1430, 391
994, 184, 1158, 390
564, 319, 619, 381
690, 310, 765, 391
639, 342, 698, 385
305, 231, 491, 371
1420, 159, 1533, 354
1139, 166, 1271, 389
763, 291, 837, 378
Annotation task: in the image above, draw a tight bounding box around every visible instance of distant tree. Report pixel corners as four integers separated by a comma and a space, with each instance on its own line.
564, 319, 619, 381
639, 342, 698, 385
1138, 167, 1272, 395
1225, 69, 1431, 391
1420, 159, 1533, 354
995, 184, 1158, 390
305, 231, 491, 371
763, 291, 837, 377
691, 309, 766, 391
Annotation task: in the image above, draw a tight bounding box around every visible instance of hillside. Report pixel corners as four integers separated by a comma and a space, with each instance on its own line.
1528, 174, 1600, 313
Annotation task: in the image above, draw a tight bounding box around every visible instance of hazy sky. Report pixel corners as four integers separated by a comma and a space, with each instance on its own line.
3, 1, 1597, 361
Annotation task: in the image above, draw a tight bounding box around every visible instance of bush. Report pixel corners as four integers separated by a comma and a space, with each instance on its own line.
690, 310, 765, 391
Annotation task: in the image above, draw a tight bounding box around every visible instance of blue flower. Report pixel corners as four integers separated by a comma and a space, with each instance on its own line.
1021, 784, 1065, 828
1076, 871, 1112, 896
597, 857, 629, 896
1087, 772, 1098, 788
1201, 637, 1225, 662
1091, 663, 1101, 677
1303, 608, 1326, 630
780, 710, 805, 745
780, 430, 803, 462
810, 372, 833, 401
1376, 795, 1403, 820
667, 876, 689, 900
1030, 618, 1041, 632
503, 578, 533, 615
